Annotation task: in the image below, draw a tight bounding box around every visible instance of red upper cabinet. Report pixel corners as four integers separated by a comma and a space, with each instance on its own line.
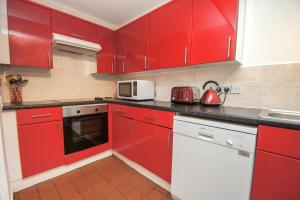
115, 29, 126, 74
97, 27, 115, 74
51, 11, 98, 43
7, 0, 52, 68
149, 0, 193, 69
191, 0, 238, 64
125, 15, 150, 73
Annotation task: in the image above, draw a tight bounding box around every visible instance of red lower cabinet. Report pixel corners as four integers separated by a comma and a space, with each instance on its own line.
131, 120, 173, 182
251, 126, 300, 200
18, 121, 64, 178
112, 115, 133, 160
251, 150, 300, 200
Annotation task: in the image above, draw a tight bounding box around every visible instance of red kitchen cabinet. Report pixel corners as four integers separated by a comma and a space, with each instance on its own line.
251, 151, 300, 200
7, 0, 52, 68
115, 29, 126, 74
97, 27, 115, 74
131, 120, 173, 182
149, 0, 193, 69
18, 121, 64, 178
191, 0, 238, 64
251, 126, 300, 200
112, 115, 133, 159
125, 15, 150, 72
52, 11, 98, 43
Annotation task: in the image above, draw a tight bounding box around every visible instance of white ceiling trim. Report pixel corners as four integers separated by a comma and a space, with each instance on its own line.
30, 0, 118, 30
30, 0, 171, 30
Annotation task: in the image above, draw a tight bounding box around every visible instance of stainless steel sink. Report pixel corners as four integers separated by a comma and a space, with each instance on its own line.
259, 109, 300, 122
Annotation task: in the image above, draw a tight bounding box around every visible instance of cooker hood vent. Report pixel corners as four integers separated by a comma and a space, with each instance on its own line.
52, 33, 101, 56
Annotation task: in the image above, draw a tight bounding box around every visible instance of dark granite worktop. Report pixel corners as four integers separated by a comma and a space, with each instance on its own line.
3, 98, 300, 130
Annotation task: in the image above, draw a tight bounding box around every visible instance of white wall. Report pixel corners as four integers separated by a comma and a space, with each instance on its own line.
0, 0, 10, 65
0, 122, 10, 200
242, 0, 300, 66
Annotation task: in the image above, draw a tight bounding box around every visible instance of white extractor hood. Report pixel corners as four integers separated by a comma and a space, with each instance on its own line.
52, 33, 101, 56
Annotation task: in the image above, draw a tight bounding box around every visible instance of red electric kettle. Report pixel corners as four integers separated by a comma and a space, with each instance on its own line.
200, 80, 223, 106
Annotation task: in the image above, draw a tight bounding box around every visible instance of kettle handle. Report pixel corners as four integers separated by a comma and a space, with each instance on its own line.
202, 80, 220, 90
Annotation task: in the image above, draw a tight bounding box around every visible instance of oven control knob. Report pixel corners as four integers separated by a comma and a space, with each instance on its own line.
77, 110, 80, 114
95, 108, 99, 112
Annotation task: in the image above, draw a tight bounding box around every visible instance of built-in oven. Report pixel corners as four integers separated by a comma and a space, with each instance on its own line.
62, 104, 108, 155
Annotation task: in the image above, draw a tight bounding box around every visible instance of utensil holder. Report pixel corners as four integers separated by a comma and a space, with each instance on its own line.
10, 83, 22, 104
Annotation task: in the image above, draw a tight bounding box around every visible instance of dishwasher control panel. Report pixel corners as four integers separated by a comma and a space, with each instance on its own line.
174, 118, 257, 153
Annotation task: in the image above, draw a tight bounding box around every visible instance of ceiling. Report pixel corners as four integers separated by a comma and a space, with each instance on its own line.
48, 0, 171, 29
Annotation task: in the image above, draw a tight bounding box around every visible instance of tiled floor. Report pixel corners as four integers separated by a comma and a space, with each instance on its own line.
15, 156, 173, 200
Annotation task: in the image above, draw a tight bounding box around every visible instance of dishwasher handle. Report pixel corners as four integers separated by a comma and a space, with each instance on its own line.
198, 132, 214, 142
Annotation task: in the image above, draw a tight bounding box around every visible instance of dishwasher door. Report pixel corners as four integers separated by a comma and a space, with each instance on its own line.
171, 132, 254, 200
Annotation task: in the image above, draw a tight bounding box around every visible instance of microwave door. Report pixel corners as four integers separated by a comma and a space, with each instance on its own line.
119, 82, 132, 97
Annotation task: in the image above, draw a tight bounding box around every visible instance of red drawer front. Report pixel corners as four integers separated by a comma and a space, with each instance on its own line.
16, 107, 62, 125
257, 126, 300, 159
111, 104, 133, 118
131, 107, 175, 128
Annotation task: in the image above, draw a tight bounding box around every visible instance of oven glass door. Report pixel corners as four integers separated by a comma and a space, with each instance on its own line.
63, 113, 108, 155
119, 82, 132, 97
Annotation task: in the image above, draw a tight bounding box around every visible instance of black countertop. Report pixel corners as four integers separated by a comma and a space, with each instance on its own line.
3, 98, 300, 130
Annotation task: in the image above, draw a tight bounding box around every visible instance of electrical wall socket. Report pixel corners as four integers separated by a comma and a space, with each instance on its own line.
220, 85, 241, 94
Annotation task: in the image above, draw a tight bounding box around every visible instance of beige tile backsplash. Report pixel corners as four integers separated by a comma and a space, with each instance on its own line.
1, 50, 116, 102
0, 51, 299, 111
120, 63, 300, 111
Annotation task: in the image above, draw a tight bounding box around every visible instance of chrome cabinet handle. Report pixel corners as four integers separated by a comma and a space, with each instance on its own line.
144, 56, 147, 69
115, 110, 124, 115
128, 120, 131, 135
122, 61, 125, 72
70, 33, 84, 38
47, 52, 51, 67
32, 114, 52, 119
167, 129, 172, 150
184, 47, 188, 64
111, 62, 114, 73
144, 115, 155, 121
58, 122, 61, 137
227, 37, 231, 59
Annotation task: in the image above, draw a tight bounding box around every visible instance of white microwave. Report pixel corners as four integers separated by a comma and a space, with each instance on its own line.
117, 80, 155, 100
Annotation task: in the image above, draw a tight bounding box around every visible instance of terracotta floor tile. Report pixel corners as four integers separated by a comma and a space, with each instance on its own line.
117, 184, 136, 195
146, 190, 169, 200
40, 190, 61, 200
102, 189, 126, 200
74, 180, 93, 195
124, 190, 144, 200
82, 188, 104, 200
15, 156, 172, 200
18, 187, 39, 200
36, 181, 56, 195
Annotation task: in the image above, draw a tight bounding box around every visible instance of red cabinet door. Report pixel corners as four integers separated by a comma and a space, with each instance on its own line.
251, 150, 300, 200
52, 11, 98, 43
149, 0, 193, 69
131, 120, 173, 182
112, 115, 133, 159
115, 29, 126, 74
191, 0, 238, 64
125, 15, 149, 72
7, 0, 52, 68
18, 121, 64, 178
97, 27, 115, 74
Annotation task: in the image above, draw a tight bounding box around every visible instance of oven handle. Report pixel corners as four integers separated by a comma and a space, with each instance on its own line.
32, 114, 52, 119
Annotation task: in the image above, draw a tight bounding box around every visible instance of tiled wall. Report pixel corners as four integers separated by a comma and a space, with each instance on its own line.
1, 51, 299, 111
1, 50, 116, 102
120, 63, 300, 111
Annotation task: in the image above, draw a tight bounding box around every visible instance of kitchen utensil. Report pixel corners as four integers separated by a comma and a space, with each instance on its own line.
171, 86, 200, 104
200, 80, 222, 106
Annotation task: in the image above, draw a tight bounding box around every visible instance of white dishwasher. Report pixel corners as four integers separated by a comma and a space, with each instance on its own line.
171, 115, 257, 200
